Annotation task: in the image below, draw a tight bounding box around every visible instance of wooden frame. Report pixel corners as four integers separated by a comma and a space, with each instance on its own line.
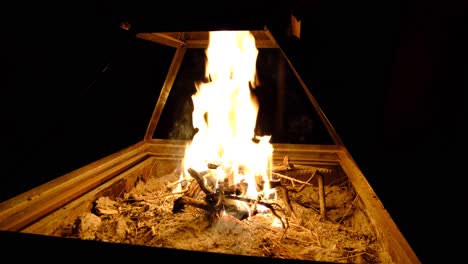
0, 27, 420, 264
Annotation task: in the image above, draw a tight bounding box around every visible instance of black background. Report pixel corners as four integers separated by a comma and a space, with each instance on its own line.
1, 0, 466, 262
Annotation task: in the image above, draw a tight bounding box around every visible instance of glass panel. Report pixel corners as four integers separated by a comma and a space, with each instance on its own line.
154, 45, 334, 145
65, 38, 175, 166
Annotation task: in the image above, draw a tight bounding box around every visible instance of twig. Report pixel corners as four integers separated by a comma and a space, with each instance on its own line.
272, 172, 314, 186
223, 195, 288, 229
298, 169, 317, 192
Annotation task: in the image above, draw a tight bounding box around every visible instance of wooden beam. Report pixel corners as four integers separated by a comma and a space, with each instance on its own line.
0, 142, 150, 231
22, 157, 157, 236
264, 27, 344, 146
336, 150, 421, 264
144, 44, 187, 141
185, 39, 278, 49
136, 33, 185, 48
137, 30, 278, 49
317, 173, 326, 219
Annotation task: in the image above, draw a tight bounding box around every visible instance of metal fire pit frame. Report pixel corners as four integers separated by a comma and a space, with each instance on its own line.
0, 27, 420, 264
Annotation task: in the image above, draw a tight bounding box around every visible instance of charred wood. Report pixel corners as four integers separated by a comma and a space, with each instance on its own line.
173, 196, 211, 213
187, 168, 213, 195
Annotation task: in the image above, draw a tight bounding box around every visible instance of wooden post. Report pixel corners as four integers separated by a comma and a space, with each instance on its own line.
144, 44, 187, 141
317, 173, 326, 219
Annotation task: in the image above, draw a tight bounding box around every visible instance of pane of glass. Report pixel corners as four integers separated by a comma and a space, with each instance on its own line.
154, 43, 334, 145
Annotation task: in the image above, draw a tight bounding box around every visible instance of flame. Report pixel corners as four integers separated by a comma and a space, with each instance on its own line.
180, 30, 274, 213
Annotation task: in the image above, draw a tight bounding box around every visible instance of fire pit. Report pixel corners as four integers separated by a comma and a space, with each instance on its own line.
0, 27, 420, 264
56, 157, 380, 263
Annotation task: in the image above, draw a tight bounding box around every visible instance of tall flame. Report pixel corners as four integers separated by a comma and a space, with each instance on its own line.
181, 30, 274, 206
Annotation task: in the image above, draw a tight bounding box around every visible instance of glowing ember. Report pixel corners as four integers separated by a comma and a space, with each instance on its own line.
177, 30, 275, 217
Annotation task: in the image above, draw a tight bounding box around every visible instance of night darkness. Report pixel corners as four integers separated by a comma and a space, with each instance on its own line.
1, 1, 466, 262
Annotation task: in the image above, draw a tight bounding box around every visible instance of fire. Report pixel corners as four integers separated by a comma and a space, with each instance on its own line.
178, 30, 275, 217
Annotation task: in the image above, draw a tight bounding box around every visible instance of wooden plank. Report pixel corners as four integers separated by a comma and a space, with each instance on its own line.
272, 143, 341, 165
271, 143, 341, 152
144, 44, 187, 141
22, 157, 157, 236
0, 142, 147, 218
0, 142, 150, 231
136, 33, 185, 48
147, 140, 342, 154
140, 30, 278, 49
147, 139, 188, 157
185, 39, 278, 49
146, 139, 341, 165
336, 150, 421, 264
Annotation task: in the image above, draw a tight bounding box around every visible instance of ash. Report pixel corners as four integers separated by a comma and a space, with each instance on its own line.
57, 170, 393, 263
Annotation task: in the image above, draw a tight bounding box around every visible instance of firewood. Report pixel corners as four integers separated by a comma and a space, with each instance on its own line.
176, 166, 296, 229
187, 168, 213, 195
173, 196, 211, 213
186, 179, 202, 198
317, 174, 326, 220
223, 195, 288, 229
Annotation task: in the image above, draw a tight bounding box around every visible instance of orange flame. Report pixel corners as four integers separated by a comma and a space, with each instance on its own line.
180, 30, 274, 213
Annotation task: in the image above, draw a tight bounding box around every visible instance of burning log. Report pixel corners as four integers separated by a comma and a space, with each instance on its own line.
173, 196, 211, 213
172, 166, 291, 228
171, 153, 334, 229
186, 168, 213, 195
223, 195, 288, 229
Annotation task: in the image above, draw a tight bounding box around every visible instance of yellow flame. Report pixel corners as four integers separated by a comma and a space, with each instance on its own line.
181, 30, 273, 203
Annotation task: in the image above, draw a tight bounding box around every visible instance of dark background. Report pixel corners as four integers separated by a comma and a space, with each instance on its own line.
1, 0, 466, 262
